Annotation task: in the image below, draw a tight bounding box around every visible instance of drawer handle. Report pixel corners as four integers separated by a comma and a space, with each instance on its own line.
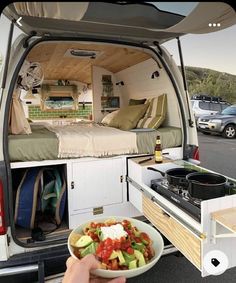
162, 211, 170, 218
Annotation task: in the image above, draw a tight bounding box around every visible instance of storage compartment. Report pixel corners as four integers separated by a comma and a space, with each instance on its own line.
143, 195, 201, 269
11, 163, 69, 244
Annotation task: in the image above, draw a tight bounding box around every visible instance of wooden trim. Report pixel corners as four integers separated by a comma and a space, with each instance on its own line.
211, 207, 236, 233
143, 196, 201, 269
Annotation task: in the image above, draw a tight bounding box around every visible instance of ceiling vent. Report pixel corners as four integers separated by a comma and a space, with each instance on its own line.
64, 49, 102, 59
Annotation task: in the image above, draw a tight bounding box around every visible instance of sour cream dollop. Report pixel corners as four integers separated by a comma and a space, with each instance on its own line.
101, 223, 128, 240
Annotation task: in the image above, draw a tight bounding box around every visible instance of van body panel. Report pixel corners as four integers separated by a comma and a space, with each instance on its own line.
0, 2, 236, 279
0, 234, 8, 261
3, 2, 236, 43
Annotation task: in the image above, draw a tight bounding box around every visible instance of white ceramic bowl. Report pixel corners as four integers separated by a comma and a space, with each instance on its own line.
68, 216, 164, 279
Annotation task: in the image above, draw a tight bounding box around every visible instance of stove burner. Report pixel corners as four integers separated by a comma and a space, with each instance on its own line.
150, 178, 201, 222
184, 193, 201, 208
161, 180, 189, 195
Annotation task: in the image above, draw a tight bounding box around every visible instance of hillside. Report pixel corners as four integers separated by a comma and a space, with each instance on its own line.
185, 66, 236, 104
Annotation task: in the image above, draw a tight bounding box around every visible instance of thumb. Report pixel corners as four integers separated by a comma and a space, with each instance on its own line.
81, 254, 101, 270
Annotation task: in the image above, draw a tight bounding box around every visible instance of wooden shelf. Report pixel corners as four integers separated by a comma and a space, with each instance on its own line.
212, 207, 236, 233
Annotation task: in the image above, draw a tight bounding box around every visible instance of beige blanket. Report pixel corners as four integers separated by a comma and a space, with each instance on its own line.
46, 122, 138, 158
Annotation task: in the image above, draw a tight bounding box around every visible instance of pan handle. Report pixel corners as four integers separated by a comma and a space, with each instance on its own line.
147, 167, 165, 177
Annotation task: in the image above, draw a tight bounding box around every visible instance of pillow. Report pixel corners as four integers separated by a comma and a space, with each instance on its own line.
129, 98, 146, 106
101, 110, 119, 125
108, 103, 149, 131
137, 93, 167, 129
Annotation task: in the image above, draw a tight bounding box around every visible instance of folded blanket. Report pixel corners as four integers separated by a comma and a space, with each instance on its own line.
46, 122, 138, 158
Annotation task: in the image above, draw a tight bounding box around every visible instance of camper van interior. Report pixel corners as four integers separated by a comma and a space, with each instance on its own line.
8, 41, 183, 244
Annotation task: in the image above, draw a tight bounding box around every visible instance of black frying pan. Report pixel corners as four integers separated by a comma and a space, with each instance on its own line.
186, 172, 227, 200
147, 167, 197, 188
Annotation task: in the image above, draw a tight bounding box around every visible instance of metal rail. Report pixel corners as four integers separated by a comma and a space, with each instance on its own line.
127, 176, 204, 239
0, 264, 38, 277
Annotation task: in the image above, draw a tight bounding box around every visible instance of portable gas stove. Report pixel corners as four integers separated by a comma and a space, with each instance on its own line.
150, 178, 201, 222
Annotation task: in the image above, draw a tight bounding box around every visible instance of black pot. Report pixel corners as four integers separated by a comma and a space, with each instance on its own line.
147, 167, 197, 188
186, 172, 227, 200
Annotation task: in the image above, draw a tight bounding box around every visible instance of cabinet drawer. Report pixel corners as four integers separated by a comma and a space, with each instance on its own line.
143, 196, 201, 269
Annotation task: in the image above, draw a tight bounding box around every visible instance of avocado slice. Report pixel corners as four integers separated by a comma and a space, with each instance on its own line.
134, 249, 146, 267
75, 235, 93, 248
128, 259, 137, 270
109, 250, 118, 260
116, 250, 126, 265
131, 242, 145, 253
80, 242, 97, 258
122, 251, 136, 265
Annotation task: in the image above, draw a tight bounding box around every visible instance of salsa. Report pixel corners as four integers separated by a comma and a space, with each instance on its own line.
70, 219, 155, 270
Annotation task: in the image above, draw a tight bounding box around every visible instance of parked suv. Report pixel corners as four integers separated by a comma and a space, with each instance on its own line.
197, 104, 236, 138
191, 94, 230, 121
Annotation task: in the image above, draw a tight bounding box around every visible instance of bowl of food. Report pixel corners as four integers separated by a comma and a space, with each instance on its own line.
68, 216, 164, 278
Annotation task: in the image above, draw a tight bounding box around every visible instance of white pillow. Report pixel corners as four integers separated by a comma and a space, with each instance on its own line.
101, 110, 119, 125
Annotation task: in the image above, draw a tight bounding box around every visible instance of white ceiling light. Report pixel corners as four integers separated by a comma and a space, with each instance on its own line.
64, 49, 103, 59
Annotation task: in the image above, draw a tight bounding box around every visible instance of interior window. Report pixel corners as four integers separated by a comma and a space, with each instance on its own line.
199, 101, 210, 110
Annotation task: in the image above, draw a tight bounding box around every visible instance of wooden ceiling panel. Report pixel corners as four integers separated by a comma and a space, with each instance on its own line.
26, 42, 151, 84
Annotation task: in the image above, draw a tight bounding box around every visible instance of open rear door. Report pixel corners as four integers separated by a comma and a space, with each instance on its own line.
2, 2, 236, 44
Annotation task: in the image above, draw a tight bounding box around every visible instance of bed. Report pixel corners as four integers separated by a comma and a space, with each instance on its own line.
8, 122, 182, 162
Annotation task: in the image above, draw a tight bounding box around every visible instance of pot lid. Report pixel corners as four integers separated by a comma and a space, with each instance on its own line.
2, 2, 236, 44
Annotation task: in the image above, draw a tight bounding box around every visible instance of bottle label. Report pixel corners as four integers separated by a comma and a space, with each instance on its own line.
155, 151, 163, 163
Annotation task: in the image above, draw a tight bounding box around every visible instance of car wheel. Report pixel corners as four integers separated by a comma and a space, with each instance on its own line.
223, 124, 236, 139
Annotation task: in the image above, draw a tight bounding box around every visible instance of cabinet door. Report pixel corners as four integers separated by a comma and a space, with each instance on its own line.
71, 158, 123, 211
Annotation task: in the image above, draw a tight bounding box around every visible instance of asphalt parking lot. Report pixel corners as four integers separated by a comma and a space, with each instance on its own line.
197, 132, 236, 178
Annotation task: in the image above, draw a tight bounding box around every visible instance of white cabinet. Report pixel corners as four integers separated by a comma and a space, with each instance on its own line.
69, 157, 124, 212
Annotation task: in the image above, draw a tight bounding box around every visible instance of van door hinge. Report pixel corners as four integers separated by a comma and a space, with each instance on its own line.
153, 41, 163, 57
71, 181, 74, 189
120, 175, 123, 183
23, 31, 37, 48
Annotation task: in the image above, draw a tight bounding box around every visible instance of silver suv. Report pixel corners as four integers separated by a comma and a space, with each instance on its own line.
197, 105, 236, 138
191, 95, 230, 121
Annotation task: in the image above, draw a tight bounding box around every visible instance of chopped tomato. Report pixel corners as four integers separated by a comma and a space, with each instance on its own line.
120, 239, 131, 250
134, 236, 142, 243
87, 231, 99, 241
104, 237, 113, 246
90, 222, 97, 229
126, 247, 134, 254
113, 239, 121, 250
140, 232, 150, 245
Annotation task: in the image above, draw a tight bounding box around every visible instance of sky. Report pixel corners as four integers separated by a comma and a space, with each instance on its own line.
163, 24, 236, 75
0, 10, 236, 76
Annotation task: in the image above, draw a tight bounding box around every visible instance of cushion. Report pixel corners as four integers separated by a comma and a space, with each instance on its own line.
137, 93, 167, 129
101, 110, 119, 125
108, 103, 149, 131
129, 98, 146, 106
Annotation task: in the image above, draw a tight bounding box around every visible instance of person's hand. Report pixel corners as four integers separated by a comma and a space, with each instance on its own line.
62, 254, 126, 283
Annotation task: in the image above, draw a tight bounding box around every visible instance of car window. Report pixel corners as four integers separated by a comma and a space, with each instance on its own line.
199, 101, 210, 110
221, 106, 236, 115
210, 103, 221, 112
221, 104, 230, 110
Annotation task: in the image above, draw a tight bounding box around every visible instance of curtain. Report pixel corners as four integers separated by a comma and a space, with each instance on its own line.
14, 2, 89, 21
9, 88, 32, 135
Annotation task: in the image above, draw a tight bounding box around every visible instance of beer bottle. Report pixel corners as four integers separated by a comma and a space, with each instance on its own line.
155, 135, 163, 163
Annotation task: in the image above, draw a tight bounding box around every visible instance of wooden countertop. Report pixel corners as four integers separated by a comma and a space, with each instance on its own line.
132, 155, 173, 166
211, 207, 236, 233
